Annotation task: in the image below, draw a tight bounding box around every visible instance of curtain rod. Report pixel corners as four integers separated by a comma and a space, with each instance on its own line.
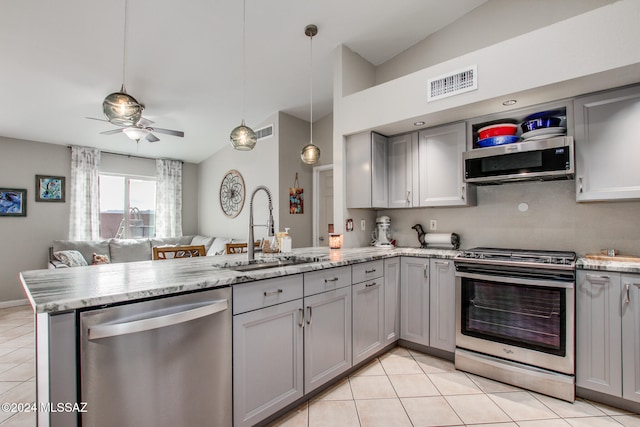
67, 146, 183, 163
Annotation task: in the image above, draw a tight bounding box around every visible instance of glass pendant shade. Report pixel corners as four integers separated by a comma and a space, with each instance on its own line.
103, 87, 143, 126
301, 142, 320, 164
230, 120, 257, 151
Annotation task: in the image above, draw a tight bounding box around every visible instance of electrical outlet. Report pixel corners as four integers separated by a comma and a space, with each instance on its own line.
360, 219, 366, 231
429, 219, 437, 231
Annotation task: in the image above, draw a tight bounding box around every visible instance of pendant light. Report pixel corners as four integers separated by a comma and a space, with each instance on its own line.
229, 0, 257, 150
102, 0, 143, 126
300, 24, 320, 165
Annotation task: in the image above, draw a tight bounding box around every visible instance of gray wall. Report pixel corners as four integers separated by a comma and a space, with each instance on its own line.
0, 138, 198, 304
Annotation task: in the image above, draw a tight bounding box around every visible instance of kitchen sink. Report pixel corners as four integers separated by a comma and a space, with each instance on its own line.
228, 257, 315, 272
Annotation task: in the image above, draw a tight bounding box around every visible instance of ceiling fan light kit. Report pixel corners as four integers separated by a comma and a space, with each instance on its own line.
300, 24, 320, 165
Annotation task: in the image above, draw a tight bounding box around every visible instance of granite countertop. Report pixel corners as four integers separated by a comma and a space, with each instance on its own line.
20, 246, 458, 314
576, 257, 640, 274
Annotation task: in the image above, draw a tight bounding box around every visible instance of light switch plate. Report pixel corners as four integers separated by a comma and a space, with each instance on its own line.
360, 219, 366, 231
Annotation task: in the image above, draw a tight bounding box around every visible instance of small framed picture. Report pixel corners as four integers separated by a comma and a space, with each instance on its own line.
0, 189, 27, 217
36, 175, 65, 202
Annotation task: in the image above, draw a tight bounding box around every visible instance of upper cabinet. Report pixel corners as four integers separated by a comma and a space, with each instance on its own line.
418, 123, 476, 207
346, 131, 388, 208
388, 132, 419, 208
574, 85, 640, 201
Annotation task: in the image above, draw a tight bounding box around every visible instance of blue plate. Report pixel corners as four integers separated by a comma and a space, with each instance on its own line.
522, 109, 564, 121
476, 135, 520, 148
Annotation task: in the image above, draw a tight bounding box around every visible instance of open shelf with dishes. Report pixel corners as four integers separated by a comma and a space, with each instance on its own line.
466, 100, 572, 150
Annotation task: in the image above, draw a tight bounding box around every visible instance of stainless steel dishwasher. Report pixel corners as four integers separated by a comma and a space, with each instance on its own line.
79, 286, 232, 427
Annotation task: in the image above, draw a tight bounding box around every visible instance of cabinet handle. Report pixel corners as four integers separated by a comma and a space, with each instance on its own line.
365, 282, 378, 288
306, 306, 312, 325
424, 266, 428, 279
324, 277, 339, 284
298, 308, 304, 328
461, 186, 465, 200
406, 190, 411, 204
625, 283, 631, 304
264, 289, 283, 297
365, 269, 377, 274
586, 274, 610, 283
435, 261, 450, 266
578, 176, 584, 193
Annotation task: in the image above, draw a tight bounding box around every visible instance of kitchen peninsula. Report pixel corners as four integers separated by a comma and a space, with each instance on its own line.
21, 246, 457, 427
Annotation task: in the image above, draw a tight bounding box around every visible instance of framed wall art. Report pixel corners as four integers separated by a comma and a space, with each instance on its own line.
0, 189, 27, 216
36, 175, 65, 202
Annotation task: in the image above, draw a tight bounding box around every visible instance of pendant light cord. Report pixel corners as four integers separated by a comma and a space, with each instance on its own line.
121, 0, 128, 88
309, 32, 313, 143
242, 0, 247, 121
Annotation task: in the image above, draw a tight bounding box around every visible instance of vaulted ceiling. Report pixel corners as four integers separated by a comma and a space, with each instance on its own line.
0, 0, 487, 163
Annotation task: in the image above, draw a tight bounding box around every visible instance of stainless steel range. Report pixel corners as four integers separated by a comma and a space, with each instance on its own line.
454, 247, 576, 401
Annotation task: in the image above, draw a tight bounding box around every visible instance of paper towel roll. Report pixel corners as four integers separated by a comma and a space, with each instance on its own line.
424, 233, 460, 249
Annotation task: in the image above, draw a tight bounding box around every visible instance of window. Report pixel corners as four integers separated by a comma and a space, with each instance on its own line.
99, 174, 156, 239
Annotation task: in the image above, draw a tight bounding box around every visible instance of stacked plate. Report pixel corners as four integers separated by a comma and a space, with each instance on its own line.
476, 123, 519, 148
520, 110, 566, 141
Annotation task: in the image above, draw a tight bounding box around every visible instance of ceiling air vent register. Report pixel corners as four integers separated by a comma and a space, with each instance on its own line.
427, 65, 477, 102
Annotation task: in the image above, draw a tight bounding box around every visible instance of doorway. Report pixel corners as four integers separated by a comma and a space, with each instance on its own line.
313, 165, 333, 247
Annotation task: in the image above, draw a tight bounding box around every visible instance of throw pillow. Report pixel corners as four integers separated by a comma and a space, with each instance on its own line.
91, 253, 110, 265
207, 237, 233, 256
53, 250, 88, 267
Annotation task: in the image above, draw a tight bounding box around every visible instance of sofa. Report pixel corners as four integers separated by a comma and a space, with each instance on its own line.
48, 235, 237, 268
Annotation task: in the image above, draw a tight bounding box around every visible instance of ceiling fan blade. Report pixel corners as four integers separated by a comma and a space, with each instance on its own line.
146, 133, 160, 143
150, 127, 185, 137
86, 116, 109, 123
99, 129, 124, 135
137, 116, 155, 127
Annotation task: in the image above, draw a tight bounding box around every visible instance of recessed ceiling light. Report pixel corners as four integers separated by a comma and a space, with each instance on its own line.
502, 99, 517, 106
414, 121, 425, 126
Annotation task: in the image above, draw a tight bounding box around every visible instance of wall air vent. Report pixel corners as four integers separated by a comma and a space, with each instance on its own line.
255, 124, 274, 141
427, 65, 477, 102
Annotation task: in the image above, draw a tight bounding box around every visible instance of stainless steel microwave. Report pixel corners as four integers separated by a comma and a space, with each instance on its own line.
463, 136, 574, 184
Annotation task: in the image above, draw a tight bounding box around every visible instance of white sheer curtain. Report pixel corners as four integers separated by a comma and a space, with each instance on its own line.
69, 146, 101, 240
155, 159, 183, 238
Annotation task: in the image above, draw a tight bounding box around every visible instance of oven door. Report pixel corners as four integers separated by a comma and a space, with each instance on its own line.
455, 270, 574, 375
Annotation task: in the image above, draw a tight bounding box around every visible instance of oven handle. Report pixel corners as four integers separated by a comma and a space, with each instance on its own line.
455, 271, 574, 289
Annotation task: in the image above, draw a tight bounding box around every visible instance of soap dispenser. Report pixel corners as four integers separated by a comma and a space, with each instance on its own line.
281, 228, 292, 253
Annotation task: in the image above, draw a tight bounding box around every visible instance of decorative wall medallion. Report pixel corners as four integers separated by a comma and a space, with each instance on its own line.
219, 169, 245, 218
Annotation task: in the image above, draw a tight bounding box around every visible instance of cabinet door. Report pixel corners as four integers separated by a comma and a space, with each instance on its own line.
429, 259, 456, 353
304, 287, 352, 393
400, 257, 429, 346
384, 258, 401, 345
233, 299, 304, 427
418, 123, 474, 207
388, 132, 419, 208
574, 85, 640, 201
345, 131, 388, 208
576, 271, 622, 397
353, 279, 384, 365
622, 274, 640, 403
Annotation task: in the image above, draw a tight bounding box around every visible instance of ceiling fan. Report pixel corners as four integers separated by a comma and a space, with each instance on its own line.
86, 85, 185, 143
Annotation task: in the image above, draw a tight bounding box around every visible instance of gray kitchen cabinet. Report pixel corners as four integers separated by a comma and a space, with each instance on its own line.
233, 279, 304, 427
384, 257, 401, 345
388, 132, 419, 208
576, 270, 640, 404
346, 131, 388, 208
303, 283, 352, 393
400, 257, 430, 346
429, 258, 456, 353
574, 85, 640, 201
352, 261, 385, 365
418, 122, 475, 207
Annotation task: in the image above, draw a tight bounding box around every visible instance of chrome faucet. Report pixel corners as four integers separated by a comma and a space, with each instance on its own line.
247, 185, 275, 260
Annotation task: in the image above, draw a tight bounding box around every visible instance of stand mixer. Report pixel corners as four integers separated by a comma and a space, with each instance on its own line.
371, 216, 393, 248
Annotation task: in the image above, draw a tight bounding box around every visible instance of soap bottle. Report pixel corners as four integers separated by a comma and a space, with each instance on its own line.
281, 228, 292, 253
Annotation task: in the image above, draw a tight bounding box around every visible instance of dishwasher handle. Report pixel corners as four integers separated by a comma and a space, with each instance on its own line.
88, 299, 228, 340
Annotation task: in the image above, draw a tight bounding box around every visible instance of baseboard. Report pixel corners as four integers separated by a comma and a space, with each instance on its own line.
0, 299, 29, 309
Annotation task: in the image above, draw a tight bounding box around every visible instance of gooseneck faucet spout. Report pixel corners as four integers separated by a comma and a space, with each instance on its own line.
248, 185, 275, 261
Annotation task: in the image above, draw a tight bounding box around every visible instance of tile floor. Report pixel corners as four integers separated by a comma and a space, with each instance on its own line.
268, 348, 640, 427
0, 304, 638, 427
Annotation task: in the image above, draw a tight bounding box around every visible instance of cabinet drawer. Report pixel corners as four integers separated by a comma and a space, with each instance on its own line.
352, 260, 384, 283
304, 266, 351, 296
233, 275, 303, 315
